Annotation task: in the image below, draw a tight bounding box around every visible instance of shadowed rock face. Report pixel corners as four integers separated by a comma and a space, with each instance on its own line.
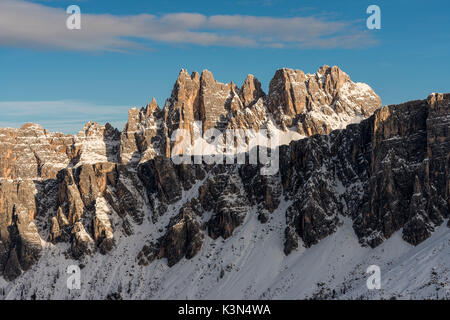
157, 205, 204, 267
0, 66, 448, 282
281, 93, 449, 252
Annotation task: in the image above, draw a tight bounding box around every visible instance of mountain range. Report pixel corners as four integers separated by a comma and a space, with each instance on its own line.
0, 66, 448, 299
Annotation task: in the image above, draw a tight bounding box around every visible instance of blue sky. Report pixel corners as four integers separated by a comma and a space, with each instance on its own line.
0, 0, 449, 133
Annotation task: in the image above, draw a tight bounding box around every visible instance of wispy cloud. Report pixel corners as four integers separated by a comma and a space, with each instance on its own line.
0, 0, 377, 52
0, 100, 130, 133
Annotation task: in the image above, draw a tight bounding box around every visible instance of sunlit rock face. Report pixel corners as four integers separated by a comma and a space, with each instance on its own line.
267, 66, 381, 134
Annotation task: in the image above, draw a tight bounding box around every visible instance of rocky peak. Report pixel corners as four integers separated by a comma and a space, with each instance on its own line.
165, 69, 249, 132
74, 121, 120, 165
0, 124, 74, 180
78, 121, 101, 136
316, 65, 349, 90
268, 65, 381, 134
76, 121, 120, 143
120, 98, 163, 164
199, 69, 240, 132
164, 69, 201, 147
163, 69, 243, 156
239, 74, 265, 108
147, 97, 159, 114
268, 67, 308, 118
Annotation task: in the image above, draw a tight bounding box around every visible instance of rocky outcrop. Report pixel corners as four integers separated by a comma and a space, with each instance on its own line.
239, 74, 265, 108
280, 133, 344, 249
51, 162, 147, 258
0, 180, 43, 280
163, 69, 201, 154
93, 197, 115, 254
49, 207, 70, 242
138, 157, 183, 206
71, 221, 94, 259
137, 242, 159, 266
120, 98, 163, 164
239, 164, 281, 222
206, 172, 248, 239
74, 122, 120, 165
157, 206, 204, 267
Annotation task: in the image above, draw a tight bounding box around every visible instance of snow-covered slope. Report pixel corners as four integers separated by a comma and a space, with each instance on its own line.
1, 193, 449, 300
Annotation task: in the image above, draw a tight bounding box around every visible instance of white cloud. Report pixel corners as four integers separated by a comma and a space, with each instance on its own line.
0, 0, 377, 51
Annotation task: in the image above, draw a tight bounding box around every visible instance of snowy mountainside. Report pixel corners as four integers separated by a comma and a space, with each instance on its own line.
2, 202, 450, 299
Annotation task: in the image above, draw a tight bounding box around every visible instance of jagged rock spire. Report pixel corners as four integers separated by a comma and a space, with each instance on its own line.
239, 74, 265, 108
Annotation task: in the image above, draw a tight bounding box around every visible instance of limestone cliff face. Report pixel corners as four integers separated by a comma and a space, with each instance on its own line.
0, 179, 46, 280
0, 66, 447, 284
163, 70, 201, 155
0, 121, 120, 181
268, 66, 381, 134
120, 98, 163, 164
0, 124, 74, 180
